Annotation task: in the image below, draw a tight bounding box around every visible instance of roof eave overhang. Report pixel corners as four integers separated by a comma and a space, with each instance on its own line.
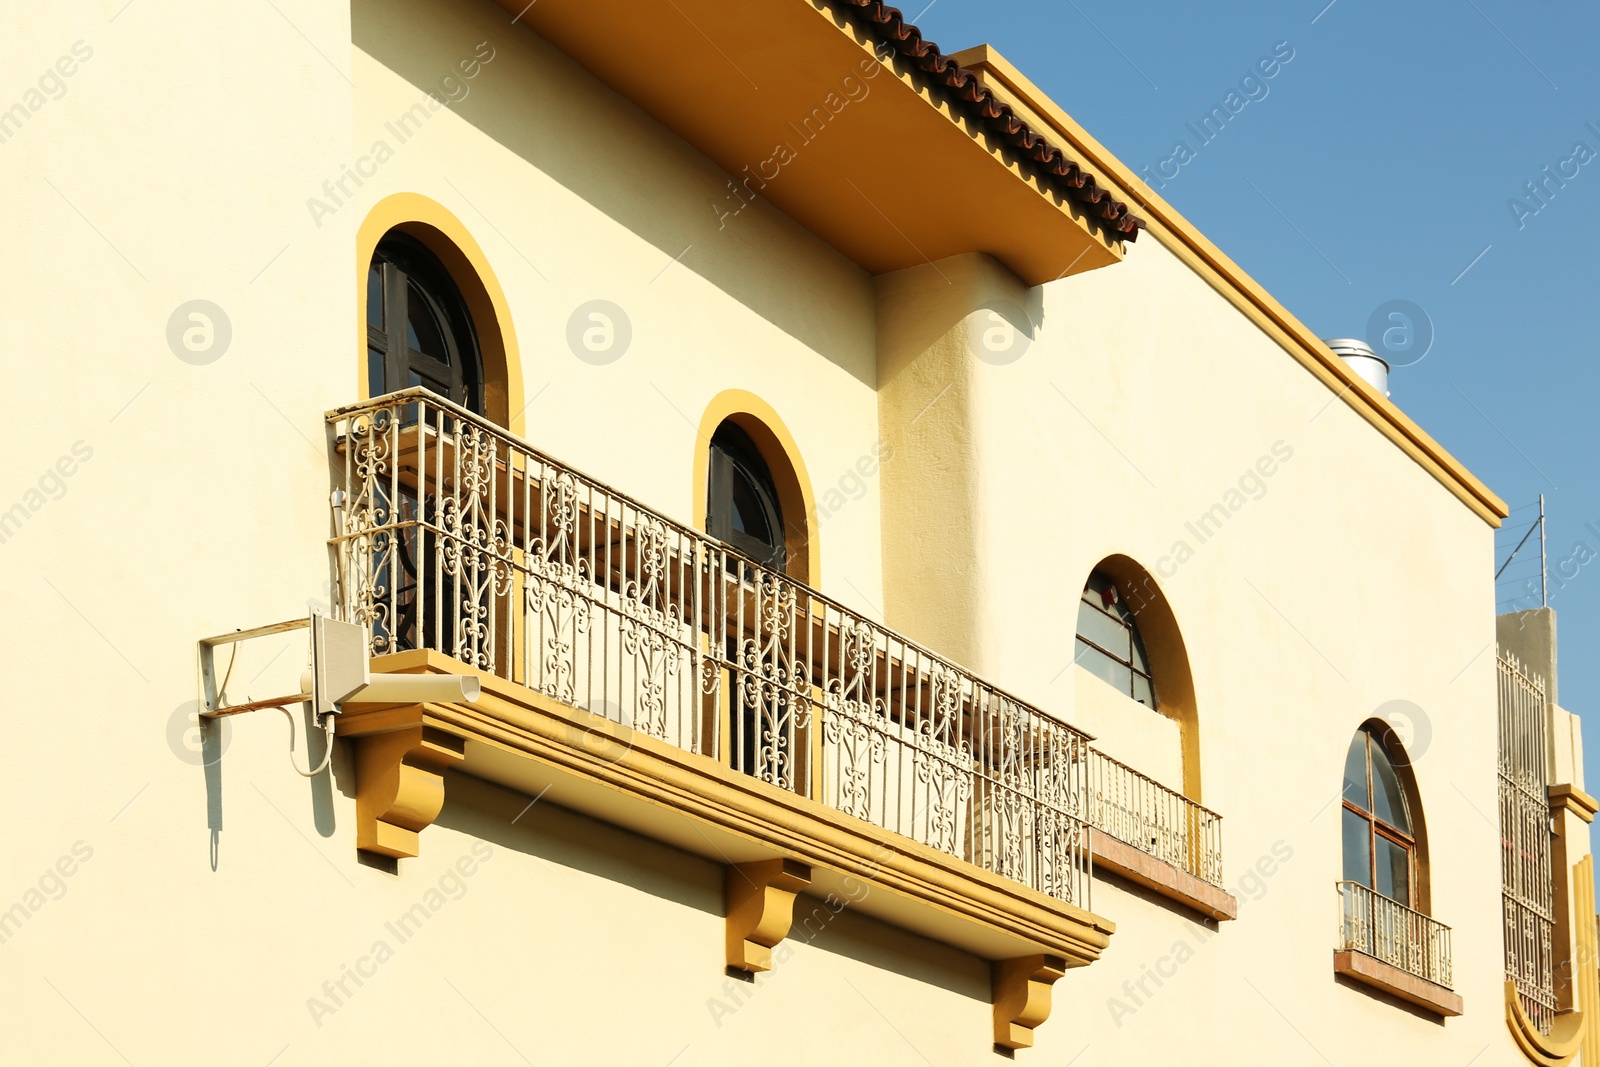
492, 0, 1139, 285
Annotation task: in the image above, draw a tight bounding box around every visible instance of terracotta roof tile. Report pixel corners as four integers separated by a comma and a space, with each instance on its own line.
834, 0, 1146, 241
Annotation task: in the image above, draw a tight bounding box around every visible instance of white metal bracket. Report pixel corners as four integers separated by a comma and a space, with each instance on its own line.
197, 614, 479, 721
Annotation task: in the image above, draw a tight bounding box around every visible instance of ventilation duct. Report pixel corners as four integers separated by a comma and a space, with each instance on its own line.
1325, 338, 1390, 397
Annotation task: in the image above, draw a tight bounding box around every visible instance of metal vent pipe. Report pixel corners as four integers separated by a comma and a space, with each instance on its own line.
1325, 338, 1390, 397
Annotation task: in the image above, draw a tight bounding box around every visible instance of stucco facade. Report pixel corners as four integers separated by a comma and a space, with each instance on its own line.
2, 1, 1590, 1064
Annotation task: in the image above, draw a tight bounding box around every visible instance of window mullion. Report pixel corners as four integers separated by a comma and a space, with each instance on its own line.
386, 262, 407, 391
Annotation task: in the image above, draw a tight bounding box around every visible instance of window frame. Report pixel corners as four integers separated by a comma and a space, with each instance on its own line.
1342, 728, 1416, 906
706, 421, 787, 573
367, 233, 484, 414
1074, 572, 1157, 708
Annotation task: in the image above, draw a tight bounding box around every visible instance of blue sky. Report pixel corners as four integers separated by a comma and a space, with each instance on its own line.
912, 0, 1600, 817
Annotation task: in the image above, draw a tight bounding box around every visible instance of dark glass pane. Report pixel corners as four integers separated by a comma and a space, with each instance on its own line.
1342, 808, 1372, 886
1129, 626, 1152, 674
1371, 742, 1410, 832
407, 368, 449, 399
406, 282, 449, 363
1132, 673, 1154, 707
367, 265, 384, 328
1376, 836, 1410, 905
729, 466, 773, 544
1076, 599, 1129, 660
1343, 734, 1369, 808
368, 346, 386, 397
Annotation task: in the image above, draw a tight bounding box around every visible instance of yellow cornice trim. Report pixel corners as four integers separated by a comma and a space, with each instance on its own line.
1551, 784, 1600, 825
343, 650, 1115, 966
949, 45, 1508, 528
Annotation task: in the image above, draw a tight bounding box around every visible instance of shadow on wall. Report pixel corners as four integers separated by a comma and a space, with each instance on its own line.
201, 704, 342, 873
351, 0, 874, 386
436, 774, 722, 917
434, 775, 987, 1002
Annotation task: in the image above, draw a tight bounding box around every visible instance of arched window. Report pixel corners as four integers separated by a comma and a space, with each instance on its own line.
367, 233, 483, 414
707, 421, 786, 572
1342, 726, 1416, 904
704, 418, 800, 787
1075, 569, 1155, 707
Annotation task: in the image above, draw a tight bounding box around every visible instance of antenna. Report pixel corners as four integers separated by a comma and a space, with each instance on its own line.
1494, 500, 1549, 612
1539, 493, 1547, 608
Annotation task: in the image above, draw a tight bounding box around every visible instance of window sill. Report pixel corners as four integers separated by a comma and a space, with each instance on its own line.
1090, 832, 1236, 920
1333, 950, 1463, 1017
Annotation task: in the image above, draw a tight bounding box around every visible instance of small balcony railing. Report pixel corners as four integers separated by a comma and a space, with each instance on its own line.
1089, 751, 1223, 886
1338, 880, 1453, 989
326, 389, 1223, 906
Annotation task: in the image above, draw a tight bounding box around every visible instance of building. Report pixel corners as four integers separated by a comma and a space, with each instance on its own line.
2, 0, 1593, 1063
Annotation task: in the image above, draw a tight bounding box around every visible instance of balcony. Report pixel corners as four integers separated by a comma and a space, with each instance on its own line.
1335, 880, 1461, 1016
324, 389, 1226, 1041
1088, 754, 1230, 920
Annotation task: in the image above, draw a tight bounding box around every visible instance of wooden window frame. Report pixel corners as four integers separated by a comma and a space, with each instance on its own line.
1343, 729, 1416, 907
1074, 573, 1157, 708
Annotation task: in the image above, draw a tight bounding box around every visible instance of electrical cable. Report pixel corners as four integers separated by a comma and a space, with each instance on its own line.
217, 641, 239, 707
277, 704, 336, 777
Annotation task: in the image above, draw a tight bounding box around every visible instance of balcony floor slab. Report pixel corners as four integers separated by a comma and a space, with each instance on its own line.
1333, 950, 1463, 1017
338, 650, 1116, 970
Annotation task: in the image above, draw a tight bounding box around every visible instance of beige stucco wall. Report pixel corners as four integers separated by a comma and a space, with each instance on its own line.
1073, 667, 1184, 791
972, 233, 1509, 1060
350, 0, 884, 612
868, 229, 1517, 1061
0, 0, 1571, 1064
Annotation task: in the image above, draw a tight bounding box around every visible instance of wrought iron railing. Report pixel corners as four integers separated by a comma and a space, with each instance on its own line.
327, 389, 1223, 904
1498, 651, 1557, 1033
1088, 750, 1223, 886
1338, 880, 1453, 989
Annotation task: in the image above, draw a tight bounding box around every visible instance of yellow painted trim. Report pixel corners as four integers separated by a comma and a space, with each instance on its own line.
1552, 784, 1599, 824
691, 389, 821, 586
1577, 856, 1599, 1067
1574, 857, 1600, 1067
1507, 980, 1583, 1065
948, 45, 1508, 528
355, 192, 527, 437
343, 650, 1116, 968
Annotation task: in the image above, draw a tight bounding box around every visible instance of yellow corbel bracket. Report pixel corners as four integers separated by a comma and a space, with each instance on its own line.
354, 725, 465, 859
993, 954, 1068, 1050
725, 858, 812, 974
